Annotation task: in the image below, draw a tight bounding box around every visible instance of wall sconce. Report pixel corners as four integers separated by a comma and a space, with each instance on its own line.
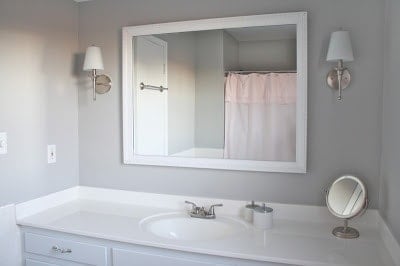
326, 30, 354, 100
83, 46, 112, 101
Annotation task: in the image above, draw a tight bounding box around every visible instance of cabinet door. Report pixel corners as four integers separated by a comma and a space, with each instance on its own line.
113, 248, 218, 266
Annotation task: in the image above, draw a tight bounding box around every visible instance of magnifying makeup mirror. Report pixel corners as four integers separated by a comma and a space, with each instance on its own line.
326, 175, 368, 239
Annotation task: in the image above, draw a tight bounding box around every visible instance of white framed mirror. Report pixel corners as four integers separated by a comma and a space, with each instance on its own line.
122, 12, 307, 173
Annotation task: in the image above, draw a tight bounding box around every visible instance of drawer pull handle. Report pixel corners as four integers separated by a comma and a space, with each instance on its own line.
52, 245, 72, 254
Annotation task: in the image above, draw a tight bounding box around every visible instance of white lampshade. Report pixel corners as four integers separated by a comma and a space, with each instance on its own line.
83, 46, 104, 70
326, 31, 354, 62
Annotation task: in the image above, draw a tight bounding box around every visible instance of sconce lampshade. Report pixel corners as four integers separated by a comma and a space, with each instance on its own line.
83, 46, 104, 70
326, 31, 354, 62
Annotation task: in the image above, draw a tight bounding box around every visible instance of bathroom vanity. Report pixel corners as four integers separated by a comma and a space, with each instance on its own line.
17, 187, 398, 266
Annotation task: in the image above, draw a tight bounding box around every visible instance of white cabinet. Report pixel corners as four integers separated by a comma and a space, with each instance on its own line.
22, 229, 288, 266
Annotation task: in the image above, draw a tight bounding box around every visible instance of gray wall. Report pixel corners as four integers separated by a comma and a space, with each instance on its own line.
238, 39, 297, 70
158, 33, 196, 155
223, 31, 240, 71
0, 0, 79, 206
194, 31, 225, 149
78, 0, 384, 207
380, 0, 400, 243
222, 31, 296, 71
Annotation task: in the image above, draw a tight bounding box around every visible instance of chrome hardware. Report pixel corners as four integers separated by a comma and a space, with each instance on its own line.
185, 201, 223, 219
52, 245, 72, 254
208, 204, 223, 216
184, 200, 197, 209
140, 82, 168, 92
326, 60, 351, 101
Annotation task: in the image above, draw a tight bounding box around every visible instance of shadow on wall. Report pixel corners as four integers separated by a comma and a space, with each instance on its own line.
74, 52, 93, 105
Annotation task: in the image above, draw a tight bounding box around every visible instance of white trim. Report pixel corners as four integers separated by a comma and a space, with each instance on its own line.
122, 12, 308, 173
122, 28, 134, 163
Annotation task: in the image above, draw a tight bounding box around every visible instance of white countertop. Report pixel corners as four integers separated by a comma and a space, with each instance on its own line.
16, 187, 398, 266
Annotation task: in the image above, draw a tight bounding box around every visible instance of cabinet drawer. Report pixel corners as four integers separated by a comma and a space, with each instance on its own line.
113, 248, 216, 266
24, 233, 107, 266
26, 259, 59, 266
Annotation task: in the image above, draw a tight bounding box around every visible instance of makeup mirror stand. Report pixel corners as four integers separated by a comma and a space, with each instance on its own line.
332, 218, 359, 239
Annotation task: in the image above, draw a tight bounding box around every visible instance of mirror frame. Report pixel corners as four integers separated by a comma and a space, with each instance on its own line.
122, 12, 307, 173
326, 175, 368, 219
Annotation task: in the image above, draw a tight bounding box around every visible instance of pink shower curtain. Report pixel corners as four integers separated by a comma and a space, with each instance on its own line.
224, 73, 297, 161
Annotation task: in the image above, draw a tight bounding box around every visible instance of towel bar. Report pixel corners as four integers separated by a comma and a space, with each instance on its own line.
140, 82, 168, 92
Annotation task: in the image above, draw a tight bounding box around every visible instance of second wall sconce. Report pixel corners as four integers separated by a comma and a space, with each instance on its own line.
326, 30, 354, 101
83, 46, 112, 101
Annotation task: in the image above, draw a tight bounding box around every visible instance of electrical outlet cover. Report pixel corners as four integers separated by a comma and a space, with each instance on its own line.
0, 132, 7, 155
47, 145, 56, 163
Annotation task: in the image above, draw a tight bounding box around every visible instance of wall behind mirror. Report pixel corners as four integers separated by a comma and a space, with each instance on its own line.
123, 13, 307, 172
78, 0, 383, 208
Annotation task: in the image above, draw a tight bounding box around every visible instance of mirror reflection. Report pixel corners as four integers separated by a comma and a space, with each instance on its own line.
133, 25, 297, 162
327, 176, 366, 217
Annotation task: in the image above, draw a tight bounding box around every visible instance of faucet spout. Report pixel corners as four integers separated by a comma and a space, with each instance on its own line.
208, 204, 223, 216
185, 201, 197, 209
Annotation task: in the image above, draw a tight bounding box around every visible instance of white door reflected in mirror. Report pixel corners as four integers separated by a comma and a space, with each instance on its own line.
134, 36, 168, 156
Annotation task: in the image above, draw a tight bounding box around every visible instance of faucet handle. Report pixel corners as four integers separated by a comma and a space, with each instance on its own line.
208, 204, 223, 215
185, 201, 197, 210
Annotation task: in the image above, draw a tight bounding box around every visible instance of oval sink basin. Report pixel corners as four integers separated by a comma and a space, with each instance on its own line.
140, 212, 248, 241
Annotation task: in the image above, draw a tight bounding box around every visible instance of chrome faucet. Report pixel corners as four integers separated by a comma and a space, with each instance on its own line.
185, 201, 223, 219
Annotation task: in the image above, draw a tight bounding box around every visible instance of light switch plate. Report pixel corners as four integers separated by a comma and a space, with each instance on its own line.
0, 132, 7, 155
47, 145, 56, 164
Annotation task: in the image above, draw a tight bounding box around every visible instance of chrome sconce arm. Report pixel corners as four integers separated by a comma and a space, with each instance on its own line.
327, 59, 351, 101
89, 69, 97, 101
